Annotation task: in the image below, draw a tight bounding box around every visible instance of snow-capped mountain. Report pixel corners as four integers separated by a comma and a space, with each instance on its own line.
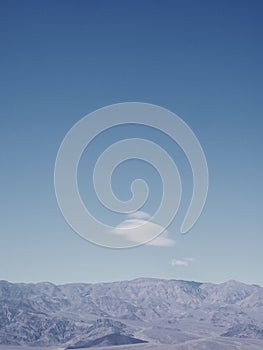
0, 278, 263, 349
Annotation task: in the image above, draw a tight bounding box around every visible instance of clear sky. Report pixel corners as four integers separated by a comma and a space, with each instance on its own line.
1, 0, 262, 286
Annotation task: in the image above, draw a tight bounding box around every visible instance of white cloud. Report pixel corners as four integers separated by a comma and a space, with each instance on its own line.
171, 259, 189, 266
184, 257, 195, 262
111, 211, 176, 247
170, 257, 195, 267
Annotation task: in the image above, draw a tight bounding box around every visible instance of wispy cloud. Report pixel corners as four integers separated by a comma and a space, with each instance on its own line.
111, 211, 176, 247
171, 259, 188, 266
170, 257, 195, 266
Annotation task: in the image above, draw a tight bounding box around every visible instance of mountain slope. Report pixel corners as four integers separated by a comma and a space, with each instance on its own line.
0, 278, 263, 348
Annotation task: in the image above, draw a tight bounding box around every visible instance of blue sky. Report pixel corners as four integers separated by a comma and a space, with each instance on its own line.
0, 0, 262, 285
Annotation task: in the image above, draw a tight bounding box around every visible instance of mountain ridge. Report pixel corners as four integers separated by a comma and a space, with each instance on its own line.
0, 278, 263, 349
2, 277, 261, 288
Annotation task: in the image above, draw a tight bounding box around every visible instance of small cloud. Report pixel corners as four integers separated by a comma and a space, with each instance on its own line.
170, 257, 195, 267
111, 211, 175, 247
171, 259, 189, 266
184, 257, 195, 262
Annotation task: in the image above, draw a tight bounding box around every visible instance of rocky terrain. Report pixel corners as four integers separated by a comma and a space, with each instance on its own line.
0, 278, 263, 349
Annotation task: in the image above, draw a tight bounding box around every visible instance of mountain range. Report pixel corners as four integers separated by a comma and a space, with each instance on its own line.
0, 278, 263, 349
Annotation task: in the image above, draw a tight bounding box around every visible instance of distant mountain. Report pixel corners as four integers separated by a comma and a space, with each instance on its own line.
0, 278, 263, 349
